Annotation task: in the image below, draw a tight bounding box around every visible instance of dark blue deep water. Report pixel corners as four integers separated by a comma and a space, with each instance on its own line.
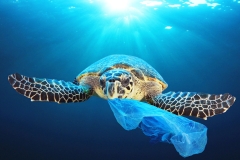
1, 0, 240, 159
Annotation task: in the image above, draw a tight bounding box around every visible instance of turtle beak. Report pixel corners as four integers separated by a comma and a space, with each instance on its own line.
106, 81, 115, 99
105, 80, 124, 99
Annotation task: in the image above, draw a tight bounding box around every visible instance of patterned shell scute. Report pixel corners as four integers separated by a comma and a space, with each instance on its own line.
78, 55, 167, 85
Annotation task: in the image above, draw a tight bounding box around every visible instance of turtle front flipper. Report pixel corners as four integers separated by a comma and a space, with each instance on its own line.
149, 91, 236, 120
8, 73, 93, 103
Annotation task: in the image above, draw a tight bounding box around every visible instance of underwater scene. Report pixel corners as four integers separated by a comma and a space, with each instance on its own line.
1, 0, 240, 159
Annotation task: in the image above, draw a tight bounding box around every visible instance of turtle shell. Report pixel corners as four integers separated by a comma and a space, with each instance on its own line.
76, 55, 168, 90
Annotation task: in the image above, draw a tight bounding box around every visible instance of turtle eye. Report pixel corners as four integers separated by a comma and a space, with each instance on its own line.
100, 78, 105, 88
121, 76, 130, 87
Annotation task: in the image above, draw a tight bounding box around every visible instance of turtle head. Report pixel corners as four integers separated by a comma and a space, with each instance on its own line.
99, 69, 134, 99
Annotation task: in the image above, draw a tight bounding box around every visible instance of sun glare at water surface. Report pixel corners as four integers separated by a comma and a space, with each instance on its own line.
104, 0, 131, 12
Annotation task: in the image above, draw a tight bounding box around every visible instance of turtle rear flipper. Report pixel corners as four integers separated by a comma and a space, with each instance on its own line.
150, 91, 236, 120
8, 73, 93, 103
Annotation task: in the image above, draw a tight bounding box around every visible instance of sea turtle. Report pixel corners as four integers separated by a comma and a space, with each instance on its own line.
8, 55, 236, 120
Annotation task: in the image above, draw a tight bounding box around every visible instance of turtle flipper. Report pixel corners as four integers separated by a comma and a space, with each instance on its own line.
149, 91, 236, 120
8, 73, 93, 103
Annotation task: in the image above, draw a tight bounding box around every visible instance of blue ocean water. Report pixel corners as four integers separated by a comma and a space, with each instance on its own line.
0, 0, 240, 159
